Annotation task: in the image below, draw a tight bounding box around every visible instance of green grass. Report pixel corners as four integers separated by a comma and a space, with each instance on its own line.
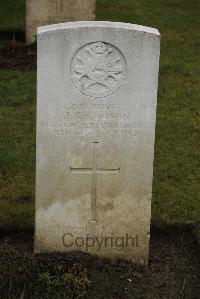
0, 0, 199, 232
0, 70, 36, 232
0, 0, 25, 32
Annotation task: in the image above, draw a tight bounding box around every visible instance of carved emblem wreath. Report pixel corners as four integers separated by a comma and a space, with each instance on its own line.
71, 42, 126, 98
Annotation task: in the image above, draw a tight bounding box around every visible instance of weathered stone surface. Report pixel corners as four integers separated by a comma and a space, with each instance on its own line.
26, 0, 95, 43
35, 21, 160, 265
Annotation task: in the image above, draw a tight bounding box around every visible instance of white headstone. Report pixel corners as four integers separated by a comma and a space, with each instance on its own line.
35, 21, 160, 265
26, 0, 95, 43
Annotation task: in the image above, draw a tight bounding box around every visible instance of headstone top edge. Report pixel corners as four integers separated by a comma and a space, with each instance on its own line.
37, 21, 160, 36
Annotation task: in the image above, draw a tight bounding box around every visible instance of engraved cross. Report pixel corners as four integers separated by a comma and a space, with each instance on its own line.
70, 142, 120, 223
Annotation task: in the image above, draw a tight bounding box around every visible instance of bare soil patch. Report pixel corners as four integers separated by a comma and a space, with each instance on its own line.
0, 227, 199, 298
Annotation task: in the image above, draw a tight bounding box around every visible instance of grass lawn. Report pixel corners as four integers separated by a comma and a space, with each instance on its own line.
0, 0, 25, 32
0, 0, 199, 232
0, 70, 36, 233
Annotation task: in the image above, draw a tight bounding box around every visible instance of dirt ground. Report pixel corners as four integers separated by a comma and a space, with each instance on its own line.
0, 226, 199, 298
0, 40, 36, 69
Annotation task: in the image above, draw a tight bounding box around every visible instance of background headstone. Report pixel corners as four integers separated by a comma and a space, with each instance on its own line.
26, 0, 95, 43
36, 21, 160, 265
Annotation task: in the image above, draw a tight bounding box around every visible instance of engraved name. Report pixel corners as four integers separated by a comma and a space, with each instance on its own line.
40, 102, 144, 137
